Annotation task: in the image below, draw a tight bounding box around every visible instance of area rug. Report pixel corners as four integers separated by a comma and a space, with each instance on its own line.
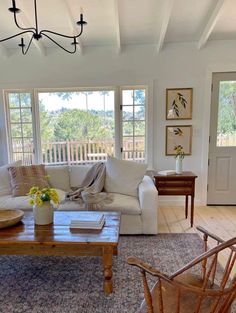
0, 233, 232, 313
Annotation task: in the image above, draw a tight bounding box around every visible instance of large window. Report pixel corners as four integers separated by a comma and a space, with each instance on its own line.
4, 86, 148, 165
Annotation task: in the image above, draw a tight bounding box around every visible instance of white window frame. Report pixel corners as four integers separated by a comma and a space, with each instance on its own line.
4, 85, 151, 165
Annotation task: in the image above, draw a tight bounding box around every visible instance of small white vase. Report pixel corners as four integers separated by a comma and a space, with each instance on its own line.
33, 202, 54, 225
175, 156, 183, 174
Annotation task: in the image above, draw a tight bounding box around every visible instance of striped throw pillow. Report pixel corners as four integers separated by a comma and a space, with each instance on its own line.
8, 164, 50, 197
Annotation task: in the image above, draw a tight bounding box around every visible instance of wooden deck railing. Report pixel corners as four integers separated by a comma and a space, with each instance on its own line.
41, 140, 115, 165
12, 139, 145, 165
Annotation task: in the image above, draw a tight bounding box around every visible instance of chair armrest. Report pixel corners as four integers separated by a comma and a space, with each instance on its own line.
138, 175, 158, 234
196, 226, 225, 244
127, 256, 171, 281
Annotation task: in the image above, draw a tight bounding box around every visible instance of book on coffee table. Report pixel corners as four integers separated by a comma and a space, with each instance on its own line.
69, 212, 105, 230
158, 170, 175, 176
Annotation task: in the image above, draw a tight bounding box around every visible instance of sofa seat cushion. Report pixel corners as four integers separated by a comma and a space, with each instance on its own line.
102, 193, 141, 215
0, 189, 66, 211
0, 195, 32, 210
57, 191, 141, 215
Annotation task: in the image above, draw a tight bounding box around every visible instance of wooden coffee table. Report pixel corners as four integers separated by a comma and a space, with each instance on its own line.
0, 211, 121, 295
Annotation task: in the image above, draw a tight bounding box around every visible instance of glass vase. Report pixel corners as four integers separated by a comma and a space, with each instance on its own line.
175, 155, 183, 174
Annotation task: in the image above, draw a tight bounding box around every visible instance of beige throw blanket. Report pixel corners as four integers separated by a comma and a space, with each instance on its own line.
66, 162, 106, 201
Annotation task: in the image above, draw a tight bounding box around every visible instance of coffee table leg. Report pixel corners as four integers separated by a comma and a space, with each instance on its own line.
103, 246, 113, 295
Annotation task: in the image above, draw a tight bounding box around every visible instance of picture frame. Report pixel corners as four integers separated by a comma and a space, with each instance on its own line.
166, 88, 193, 120
166, 125, 192, 155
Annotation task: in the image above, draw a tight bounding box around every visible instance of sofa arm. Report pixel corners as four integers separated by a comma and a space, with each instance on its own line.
138, 175, 158, 234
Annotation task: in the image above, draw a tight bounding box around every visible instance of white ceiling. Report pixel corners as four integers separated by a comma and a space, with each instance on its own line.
0, 0, 235, 56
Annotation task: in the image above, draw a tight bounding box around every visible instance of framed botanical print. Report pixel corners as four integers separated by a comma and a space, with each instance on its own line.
166, 88, 193, 120
166, 125, 192, 155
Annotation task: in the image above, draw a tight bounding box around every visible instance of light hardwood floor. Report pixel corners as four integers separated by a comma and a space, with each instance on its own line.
159, 205, 236, 267
159, 205, 236, 239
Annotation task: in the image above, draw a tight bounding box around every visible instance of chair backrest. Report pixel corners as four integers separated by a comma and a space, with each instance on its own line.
128, 228, 236, 313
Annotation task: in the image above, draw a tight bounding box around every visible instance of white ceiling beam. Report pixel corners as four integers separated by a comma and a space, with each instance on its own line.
197, 0, 228, 49
16, 8, 46, 56
62, 0, 83, 54
113, 0, 121, 53
157, 0, 174, 53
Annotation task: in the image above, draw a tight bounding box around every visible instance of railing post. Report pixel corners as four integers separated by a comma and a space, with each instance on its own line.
66, 140, 71, 165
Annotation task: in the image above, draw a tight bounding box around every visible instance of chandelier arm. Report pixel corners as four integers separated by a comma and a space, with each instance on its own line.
13, 10, 36, 32
0, 30, 34, 42
21, 34, 34, 55
40, 25, 84, 40
42, 33, 77, 54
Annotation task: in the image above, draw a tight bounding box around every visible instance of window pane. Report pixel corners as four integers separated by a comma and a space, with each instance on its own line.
21, 108, 32, 122
38, 90, 115, 165
20, 93, 31, 107
122, 90, 133, 105
123, 137, 134, 150
134, 121, 145, 136
12, 139, 23, 152
123, 121, 134, 136
217, 81, 236, 147
134, 106, 145, 120
9, 93, 20, 108
11, 124, 22, 137
134, 90, 145, 105
122, 106, 133, 120
10, 109, 21, 123
22, 124, 33, 137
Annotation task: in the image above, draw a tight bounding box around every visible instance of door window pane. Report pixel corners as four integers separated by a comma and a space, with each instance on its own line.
217, 81, 236, 146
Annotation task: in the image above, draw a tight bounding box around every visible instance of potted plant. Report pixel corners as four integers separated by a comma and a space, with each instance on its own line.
174, 145, 185, 174
28, 187, 60, 225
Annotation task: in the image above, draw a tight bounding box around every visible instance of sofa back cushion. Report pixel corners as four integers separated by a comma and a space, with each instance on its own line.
104, 156, 147, 197
8, 164, 50, 196
0, 160, 22, 196
69, 165, 91, 188
45, 165, 70, 191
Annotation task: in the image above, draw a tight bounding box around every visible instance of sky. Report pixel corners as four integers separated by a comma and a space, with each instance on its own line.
38, 91, 115, 112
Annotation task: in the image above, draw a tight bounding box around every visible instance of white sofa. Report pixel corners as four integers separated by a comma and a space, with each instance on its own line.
0, 163, 158, 235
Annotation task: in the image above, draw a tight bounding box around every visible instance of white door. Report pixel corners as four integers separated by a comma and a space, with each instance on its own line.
208, 72, 236, 205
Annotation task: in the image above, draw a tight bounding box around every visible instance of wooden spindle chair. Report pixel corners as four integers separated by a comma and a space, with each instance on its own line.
127, 226, 236, 313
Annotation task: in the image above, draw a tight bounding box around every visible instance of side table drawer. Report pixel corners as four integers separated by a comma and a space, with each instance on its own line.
157, 187, 193, 195
155, 180, 193, 187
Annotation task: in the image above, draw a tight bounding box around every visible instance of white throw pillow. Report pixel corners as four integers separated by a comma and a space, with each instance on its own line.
104, 156, 147, 197
45, 165, 70, 192
69, 165, 91, 188
0, 160, 22, 196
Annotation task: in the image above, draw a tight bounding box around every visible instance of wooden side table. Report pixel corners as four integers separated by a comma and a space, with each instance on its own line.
154, 171, 198, 227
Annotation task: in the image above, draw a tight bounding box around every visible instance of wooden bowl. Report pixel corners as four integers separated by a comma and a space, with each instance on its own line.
0, 210, 24, 229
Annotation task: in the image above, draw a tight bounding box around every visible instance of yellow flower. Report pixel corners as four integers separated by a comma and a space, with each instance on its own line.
35, 197, 43, 206
29, 199, 35, 206
28, 186, 60, 206
28, 186, 38, 195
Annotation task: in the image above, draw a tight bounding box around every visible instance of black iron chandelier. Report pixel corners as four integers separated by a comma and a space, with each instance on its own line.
0, 0, 87, 55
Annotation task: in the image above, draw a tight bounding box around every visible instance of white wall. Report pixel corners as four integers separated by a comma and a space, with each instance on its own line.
1, 40, 236, 205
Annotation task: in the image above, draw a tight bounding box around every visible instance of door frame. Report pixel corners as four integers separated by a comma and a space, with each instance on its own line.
202, 64, 236, 205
